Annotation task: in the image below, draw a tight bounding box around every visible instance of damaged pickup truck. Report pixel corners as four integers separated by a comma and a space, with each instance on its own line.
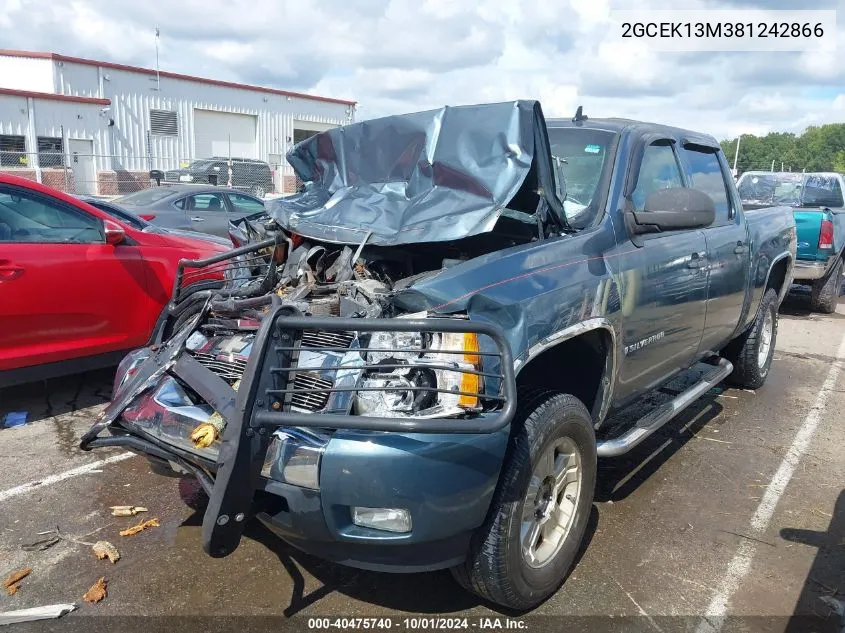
82, 101, 796, 610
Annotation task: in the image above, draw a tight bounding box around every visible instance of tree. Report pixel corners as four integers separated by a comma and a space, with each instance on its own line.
721, 124, 845, 174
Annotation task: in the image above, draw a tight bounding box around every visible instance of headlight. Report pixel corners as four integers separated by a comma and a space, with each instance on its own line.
120, 377, 216, 457
113, 348, 152, 398
354, 330, 483, 418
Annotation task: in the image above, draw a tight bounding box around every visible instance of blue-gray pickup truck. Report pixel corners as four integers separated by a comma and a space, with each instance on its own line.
82, 101, 796, 610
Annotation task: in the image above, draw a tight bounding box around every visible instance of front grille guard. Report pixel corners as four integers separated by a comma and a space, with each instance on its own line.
82, 305, 516, 557
201, 306, 517, 557
170, 237, 280, 307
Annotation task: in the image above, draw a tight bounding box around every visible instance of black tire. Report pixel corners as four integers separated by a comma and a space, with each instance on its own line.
723, 288, 778, 390
451, 391, 596, 610
810, 256, 843, 314
251, 185, 266, 198
161, 302, 203, 340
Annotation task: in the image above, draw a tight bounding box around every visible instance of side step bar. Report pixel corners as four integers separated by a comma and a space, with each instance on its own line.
596, 358, 734, 457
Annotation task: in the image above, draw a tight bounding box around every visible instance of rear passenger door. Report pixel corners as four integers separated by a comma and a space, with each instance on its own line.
184, 192, 230, 237
679, 144, 751, 353
614, 139, 709, 400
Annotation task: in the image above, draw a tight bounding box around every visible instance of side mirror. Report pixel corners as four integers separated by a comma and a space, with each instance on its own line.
629, 187, 716, 234
103, 219, 125, 245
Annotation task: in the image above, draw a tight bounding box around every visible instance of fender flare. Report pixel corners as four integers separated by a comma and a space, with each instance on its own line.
514, 317, 618, 426
763, 251, 794, 304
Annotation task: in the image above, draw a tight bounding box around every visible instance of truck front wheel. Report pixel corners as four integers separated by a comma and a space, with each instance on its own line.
451, 391, 596, 610
811, 256, 844, 314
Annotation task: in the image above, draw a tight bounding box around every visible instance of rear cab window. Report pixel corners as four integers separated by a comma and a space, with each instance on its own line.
801, 174, 844, 208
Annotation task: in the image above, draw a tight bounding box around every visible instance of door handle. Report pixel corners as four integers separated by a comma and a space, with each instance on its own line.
687, 252, 705, 269
734, 241, 748, 254
0, 265, 25, 281
190, 216, 205, 222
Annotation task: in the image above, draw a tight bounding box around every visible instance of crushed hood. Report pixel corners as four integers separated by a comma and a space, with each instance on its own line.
267, 100, 561, 246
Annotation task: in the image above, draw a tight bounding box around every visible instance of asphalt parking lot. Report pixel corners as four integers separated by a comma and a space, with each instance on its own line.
1, 286, 844, 632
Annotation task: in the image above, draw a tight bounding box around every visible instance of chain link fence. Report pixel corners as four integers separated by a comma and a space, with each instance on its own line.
734, 164, 819, 176
0, 150, 299, 199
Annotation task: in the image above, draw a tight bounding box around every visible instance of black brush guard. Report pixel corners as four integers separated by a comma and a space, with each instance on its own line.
85, 304, 516, 558
169, 236, 280, 310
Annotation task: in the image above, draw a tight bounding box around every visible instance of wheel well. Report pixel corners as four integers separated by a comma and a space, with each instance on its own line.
766, 257, 790, 299
516, 329, 612, 421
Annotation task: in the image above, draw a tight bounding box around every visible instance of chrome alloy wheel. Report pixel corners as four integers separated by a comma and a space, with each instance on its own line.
758, 309, 774, 369
520, 437, 582, 568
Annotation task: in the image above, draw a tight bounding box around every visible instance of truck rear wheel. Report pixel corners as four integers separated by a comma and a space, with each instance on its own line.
724, 288, 778, 390
451, 391, 596, 610
811, 256, 843, 314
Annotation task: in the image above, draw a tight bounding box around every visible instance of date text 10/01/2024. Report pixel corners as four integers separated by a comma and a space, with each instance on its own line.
307, 618, 528, 630
621, 21, 825, 38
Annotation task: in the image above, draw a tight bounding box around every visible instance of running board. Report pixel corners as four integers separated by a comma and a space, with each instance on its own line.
596, 358, 734, 457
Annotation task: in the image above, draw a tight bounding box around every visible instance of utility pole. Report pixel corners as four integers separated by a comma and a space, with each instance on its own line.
771, 159, 775, 172
732, 135, 741, 177
154, 27, 161, 91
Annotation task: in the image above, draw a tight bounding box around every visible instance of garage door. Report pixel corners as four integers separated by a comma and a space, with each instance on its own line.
193, 109, 257, 159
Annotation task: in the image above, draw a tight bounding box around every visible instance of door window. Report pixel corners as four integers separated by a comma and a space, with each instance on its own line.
227, 193, 265, 213
632, 143, 683, 211
186, 193, 227, 211
680, 146, 731, 222
0, 187, 103, 243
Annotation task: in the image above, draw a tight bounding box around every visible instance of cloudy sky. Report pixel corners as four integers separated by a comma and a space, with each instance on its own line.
1, 0, 842, 141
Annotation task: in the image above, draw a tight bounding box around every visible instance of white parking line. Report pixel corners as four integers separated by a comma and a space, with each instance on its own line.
0, 452, 135, 503
696, 331, 845, 633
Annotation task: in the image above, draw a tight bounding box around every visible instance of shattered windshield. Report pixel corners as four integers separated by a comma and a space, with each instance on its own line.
737, 172, 844, 208
547, 127, 617, 228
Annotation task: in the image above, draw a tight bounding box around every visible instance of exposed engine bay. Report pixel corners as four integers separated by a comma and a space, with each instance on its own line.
139, 212, 521, 456
222, 210, 538, 323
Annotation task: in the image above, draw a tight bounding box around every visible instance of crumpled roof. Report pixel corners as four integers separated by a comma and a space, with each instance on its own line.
266, 100, 555, 246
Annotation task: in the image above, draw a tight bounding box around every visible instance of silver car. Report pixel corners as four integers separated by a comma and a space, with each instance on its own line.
113, 184, 266, 238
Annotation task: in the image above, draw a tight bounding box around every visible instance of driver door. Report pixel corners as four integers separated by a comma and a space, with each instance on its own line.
611, 139, 709, 401
0, 184, 148, 373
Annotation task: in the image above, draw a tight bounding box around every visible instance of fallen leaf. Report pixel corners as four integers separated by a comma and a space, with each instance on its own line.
119, 518, 160, 537
3, 568, 32, 595
92, 541, 120, 564
109, 506, 148, 517
190, 423, 218, 448
82, 577, 107, 603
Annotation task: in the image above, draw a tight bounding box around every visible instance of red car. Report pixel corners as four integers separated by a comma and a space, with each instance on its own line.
0, 174, 230, 387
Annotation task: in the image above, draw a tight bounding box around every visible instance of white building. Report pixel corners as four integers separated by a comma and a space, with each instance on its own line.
0, 49, 356, 195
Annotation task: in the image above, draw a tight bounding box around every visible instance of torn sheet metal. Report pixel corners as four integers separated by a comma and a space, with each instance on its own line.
268, 100, 558, 246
